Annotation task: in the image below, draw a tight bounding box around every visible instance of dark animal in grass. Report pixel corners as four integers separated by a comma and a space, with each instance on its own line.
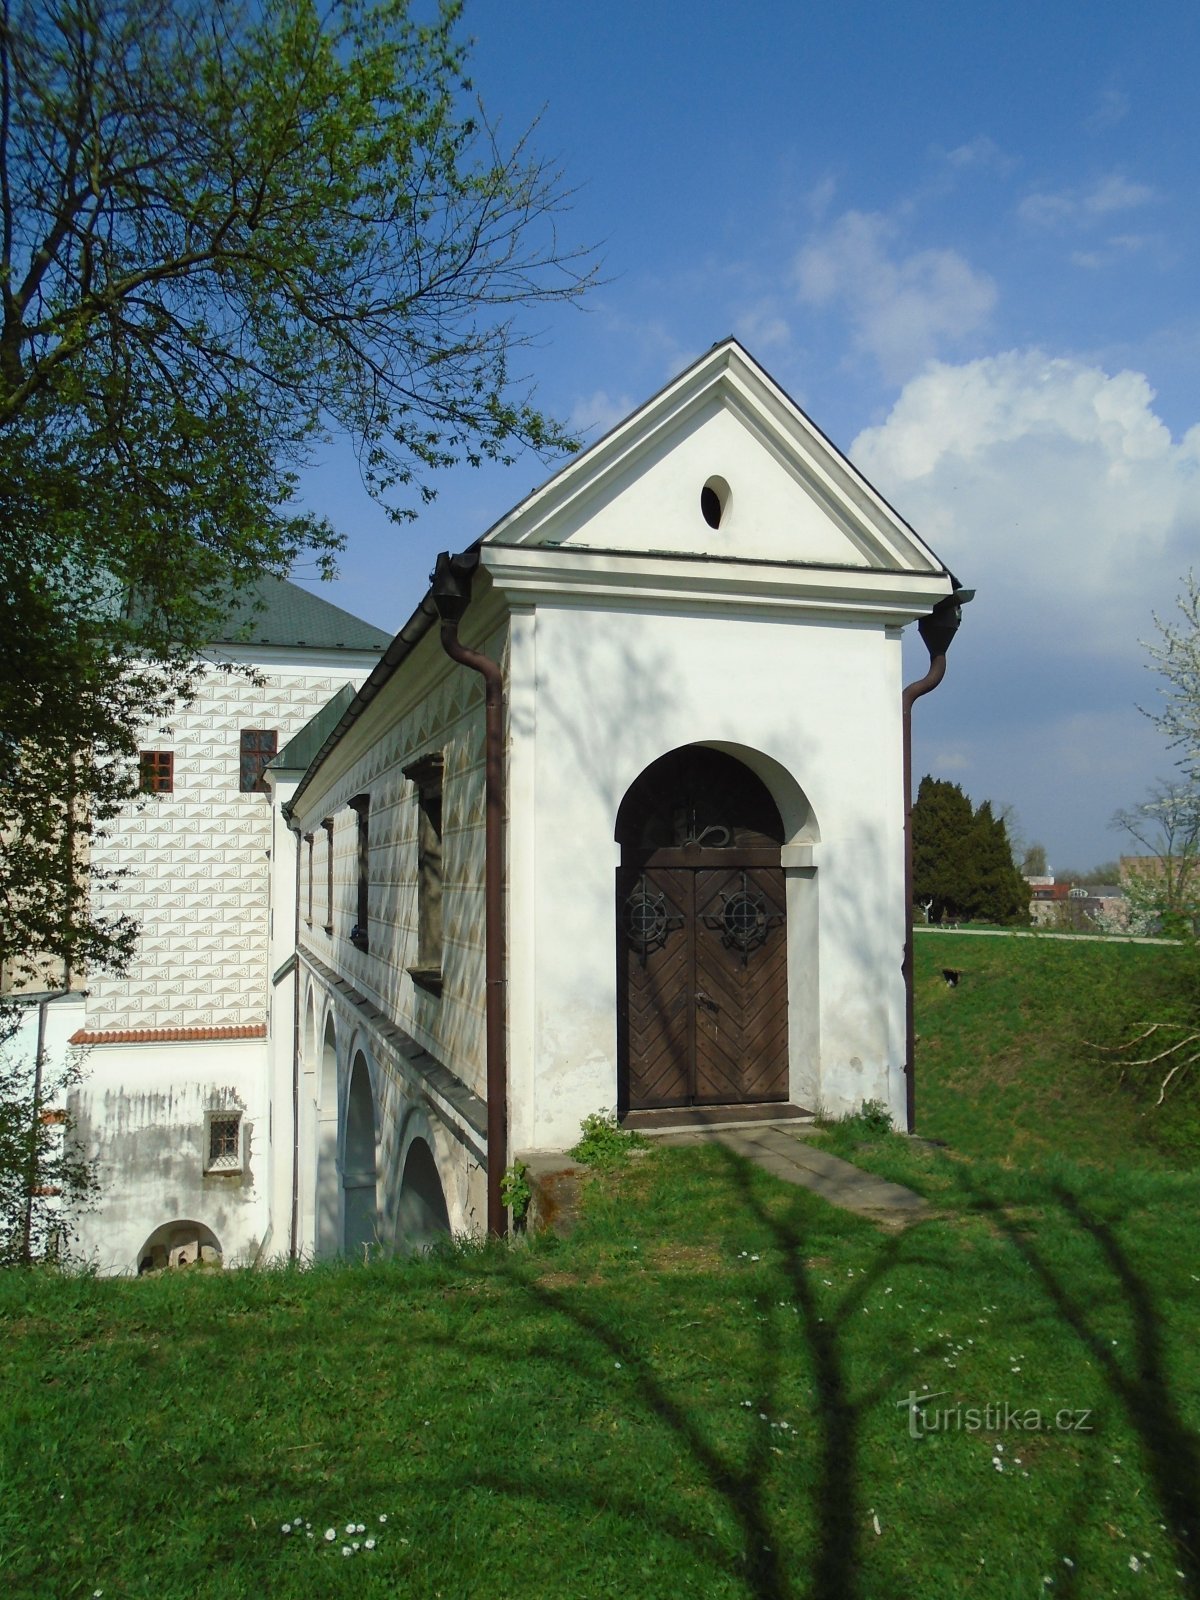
942, 968, 962, 988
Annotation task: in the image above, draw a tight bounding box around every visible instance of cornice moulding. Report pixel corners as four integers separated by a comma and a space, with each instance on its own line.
480, 545, 953, 622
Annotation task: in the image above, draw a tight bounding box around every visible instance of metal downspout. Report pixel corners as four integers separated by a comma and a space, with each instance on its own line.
901, 582, 974, 1134
432, 551, 507, 1237
21, 988, 72, 1265
290, 822, 302, 1260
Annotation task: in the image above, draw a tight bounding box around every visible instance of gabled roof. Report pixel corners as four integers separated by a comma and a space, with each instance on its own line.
479, 338, 948, 575
212, 573, 390, 651
285, 341, 958, 816
269, 684, 358, 773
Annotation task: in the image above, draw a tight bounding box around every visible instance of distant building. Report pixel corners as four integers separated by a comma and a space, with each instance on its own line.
1028, 879, 1072, 927
1026, 876, 1128, 932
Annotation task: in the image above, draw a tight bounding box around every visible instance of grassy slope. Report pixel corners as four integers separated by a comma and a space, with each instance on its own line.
1, 936, 1198, 1600
912, 930, 1191, 1163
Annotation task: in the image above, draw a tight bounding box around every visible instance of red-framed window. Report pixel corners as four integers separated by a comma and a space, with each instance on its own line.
139, 750, 174, 793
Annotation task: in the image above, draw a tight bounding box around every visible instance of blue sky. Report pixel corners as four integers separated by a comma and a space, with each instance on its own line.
294, 0, 1200, 872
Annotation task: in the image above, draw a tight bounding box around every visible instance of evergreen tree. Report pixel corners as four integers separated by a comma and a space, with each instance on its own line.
912, 777, 1029, 924
912, 777, 975, 922
968, 801, 1030, 924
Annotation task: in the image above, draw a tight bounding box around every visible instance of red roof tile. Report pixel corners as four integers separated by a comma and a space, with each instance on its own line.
69, 1024, 267, 1045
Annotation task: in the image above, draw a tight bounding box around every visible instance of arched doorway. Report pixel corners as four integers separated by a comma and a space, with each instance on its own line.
396, 1136, 451, 1251
616, 745, 789, 1114
137, 1220, 222, 1273
343, 1051, 378, 1256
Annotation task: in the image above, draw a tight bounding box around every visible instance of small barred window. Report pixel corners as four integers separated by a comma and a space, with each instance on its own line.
207, 1115, 242, 1172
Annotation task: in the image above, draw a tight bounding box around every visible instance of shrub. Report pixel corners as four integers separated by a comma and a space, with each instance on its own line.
500, 1160, 532, 1225
570, 1110, 647, 1170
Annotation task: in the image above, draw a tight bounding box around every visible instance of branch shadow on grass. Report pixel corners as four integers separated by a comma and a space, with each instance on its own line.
943, 1159, 1200, 1597
457, 1144, 918, 1600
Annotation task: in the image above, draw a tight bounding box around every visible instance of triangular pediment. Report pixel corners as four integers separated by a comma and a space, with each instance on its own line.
482, 340, 945, 574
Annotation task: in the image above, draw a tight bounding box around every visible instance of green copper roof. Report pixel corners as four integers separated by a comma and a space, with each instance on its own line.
212, 574, 390, 650
269, 684, 359, 773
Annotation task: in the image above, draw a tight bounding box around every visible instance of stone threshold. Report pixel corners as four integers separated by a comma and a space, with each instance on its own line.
621, 1102, 815, 1136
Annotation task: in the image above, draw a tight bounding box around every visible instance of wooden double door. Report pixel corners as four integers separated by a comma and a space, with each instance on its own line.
618, 855, 789, 1111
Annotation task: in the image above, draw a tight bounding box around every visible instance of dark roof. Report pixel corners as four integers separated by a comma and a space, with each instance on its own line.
212, 574, 390, 651
269, 685, 358, 773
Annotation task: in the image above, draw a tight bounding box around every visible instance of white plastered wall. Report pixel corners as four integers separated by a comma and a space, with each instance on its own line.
287, 622, 495, 1101
64, 646, 378, 1273
533, 393, 875, 565
286, 619, 498, 1254
68, 1038, 270, 1272
506, 599, 908, 1152
86, 649, 374, 1032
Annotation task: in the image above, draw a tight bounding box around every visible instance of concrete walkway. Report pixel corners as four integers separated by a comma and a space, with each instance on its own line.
651, 1122, 929, 1225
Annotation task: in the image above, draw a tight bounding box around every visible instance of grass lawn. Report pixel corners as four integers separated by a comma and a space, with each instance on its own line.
1, 935, 1198, 1599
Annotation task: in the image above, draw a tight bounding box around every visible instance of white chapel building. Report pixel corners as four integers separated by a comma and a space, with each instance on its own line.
41, 339, 957, 1270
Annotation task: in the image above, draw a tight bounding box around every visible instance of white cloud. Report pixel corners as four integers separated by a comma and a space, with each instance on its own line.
1018, 172, 1156, 229
942, 135, 1009, 172
734, 302, 791, 352
852, 351, 1200, 659
1070, 233, 1165, 271
1085, 87, 1130, 133
806, 174, 838, 220
794, 211, 997, 384
926, 744, 973, 772
570, 389, 636, 439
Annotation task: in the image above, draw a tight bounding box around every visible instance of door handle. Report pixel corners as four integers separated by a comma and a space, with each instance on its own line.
695, 990, 719, 1012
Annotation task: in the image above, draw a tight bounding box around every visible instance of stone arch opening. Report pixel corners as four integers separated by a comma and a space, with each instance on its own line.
698, 740, 820, 846
315, 1013, 339, 1256
137, 1219, 222, 1274
615, 744, 791, 1115
396, 1136, 451, 1251
303, 989, 317, 1070
342, 1050, 378, 1256
297, 988, 319, 1253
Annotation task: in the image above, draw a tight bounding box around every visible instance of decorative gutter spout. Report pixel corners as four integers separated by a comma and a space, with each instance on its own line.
432, 550, 508, 1236
902, 578, 975, 1133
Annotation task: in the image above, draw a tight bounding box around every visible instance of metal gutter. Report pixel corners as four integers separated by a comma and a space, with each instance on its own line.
289, 828, 301, 1262
431, 549, 508, 1238
901, 581, 974, 1133
284, 553, 478, 821
20, 988, 73, 1265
